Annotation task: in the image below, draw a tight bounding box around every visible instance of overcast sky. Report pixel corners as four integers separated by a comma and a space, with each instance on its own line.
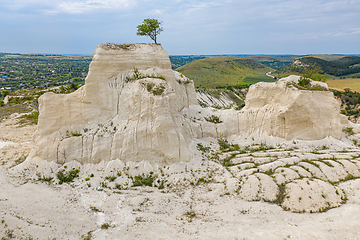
0, 0, 359, 55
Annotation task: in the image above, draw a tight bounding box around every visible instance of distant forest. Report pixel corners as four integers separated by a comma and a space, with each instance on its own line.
275, 56, 360, 78
300, 56, 360, 76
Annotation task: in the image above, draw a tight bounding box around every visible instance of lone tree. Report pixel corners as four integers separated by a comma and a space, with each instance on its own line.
136, 18, 163, 44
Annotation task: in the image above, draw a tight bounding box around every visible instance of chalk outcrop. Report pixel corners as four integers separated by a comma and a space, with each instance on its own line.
28, 44, 345, 166
237, 76, 342, 140
29, 43, 197, 165
184, 75, 343, 141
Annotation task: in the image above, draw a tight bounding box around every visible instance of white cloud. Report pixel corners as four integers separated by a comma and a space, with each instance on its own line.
55, 0, 135, 14
333, 28, 360, 36
0, 0, 136, 14
148, 9, 163, 15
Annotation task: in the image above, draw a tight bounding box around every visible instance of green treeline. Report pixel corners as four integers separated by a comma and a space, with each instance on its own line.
300, 56, 360, 76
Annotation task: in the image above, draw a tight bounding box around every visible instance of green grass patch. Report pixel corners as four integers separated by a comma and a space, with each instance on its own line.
242, 76, 276, 84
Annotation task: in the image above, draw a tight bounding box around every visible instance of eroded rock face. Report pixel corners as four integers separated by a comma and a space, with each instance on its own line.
28, 44, 344, 165
29, 43, 197, 164
238, 75, 342, 140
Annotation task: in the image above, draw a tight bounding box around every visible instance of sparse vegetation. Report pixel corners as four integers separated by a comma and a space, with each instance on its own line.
14, 155, 27, 165
90, 206, 102, 212
81, 231, 93, 240
38, 176, 53, 183
204, 115, 222, 124
196, 143, 211, 153
184, 210, 196, 222
66, 130, 82, 138
132, 175, 154, 187
141, 82, 165, 95
57, 168, 80, 184
286, 81, 328, 91
100, 223, 110, 229
3, 229, 15, 239
343, 127, 355, 135
274, 183, 286, 206
18, 111, 39, 125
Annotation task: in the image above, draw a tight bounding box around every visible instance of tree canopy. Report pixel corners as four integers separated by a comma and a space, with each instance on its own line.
136, 18, 163, 44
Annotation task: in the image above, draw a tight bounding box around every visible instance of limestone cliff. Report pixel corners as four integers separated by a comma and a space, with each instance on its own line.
29, 43, 197, 164
28, 44, 345, 165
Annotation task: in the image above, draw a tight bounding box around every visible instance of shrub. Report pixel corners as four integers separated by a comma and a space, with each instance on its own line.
204, 115, 222, 124
343, 127, 355, 135
109, 176, 117, 182
132, 175, 154, 187
142, 82, 165, 95
217, 136, 230, 151
298, 77, 311, 87
57, 168, 80, 184
101, 223, 110, 229
152, 84, 165, 95
133, 67, 141, 80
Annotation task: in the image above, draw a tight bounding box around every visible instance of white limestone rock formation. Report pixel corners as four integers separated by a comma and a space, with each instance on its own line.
28, 43, 346, 166
28, 43, 197, 165
237, 75, 342, 140
184, 75, 343, 141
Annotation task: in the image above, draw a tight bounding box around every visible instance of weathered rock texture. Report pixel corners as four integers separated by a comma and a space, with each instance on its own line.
184, 75, 343, 141
28, 44, 345, 165
29, 43, 197, 164
238, 76, 342, 140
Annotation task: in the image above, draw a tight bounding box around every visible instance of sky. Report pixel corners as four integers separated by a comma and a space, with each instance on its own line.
0, 0, 360, 55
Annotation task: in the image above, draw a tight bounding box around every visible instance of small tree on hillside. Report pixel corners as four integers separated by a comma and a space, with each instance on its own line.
136, 18, 163, 44
298, 64, 326, 87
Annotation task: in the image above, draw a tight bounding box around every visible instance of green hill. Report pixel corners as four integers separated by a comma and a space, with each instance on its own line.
274, 56, 360, 78
176, 57, 275, 88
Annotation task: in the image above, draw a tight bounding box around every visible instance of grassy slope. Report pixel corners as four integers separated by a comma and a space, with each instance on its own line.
327, 78, 360, 92
176, 57, 274, 88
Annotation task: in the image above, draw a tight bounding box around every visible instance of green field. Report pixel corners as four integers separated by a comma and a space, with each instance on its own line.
176, 57, 274, 88
327, 78, 360, 92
